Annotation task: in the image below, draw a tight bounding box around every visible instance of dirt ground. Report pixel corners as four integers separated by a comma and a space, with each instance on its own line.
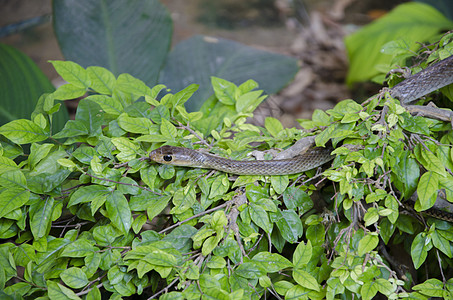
0, 0, 407, 127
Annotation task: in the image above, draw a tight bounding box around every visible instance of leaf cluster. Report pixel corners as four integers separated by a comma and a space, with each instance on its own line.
1, 38, 453, 300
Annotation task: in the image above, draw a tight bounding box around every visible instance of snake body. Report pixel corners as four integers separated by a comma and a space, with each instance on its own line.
149, 145, 333, 175
390, 54, 453, 104
149, 55, 453, 175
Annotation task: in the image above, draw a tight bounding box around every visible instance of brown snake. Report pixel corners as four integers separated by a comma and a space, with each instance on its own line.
149, 55, 453, 175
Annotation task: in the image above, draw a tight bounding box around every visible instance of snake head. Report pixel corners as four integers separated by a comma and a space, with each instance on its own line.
149, 145, 199, 167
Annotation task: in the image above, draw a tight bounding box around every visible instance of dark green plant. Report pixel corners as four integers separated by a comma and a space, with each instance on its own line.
1, 36, 453, 299
0, 44, 68, 130
345, 2, 453, 85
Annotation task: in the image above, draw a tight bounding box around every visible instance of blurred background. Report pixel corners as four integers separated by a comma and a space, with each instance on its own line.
1, 0, 449, 127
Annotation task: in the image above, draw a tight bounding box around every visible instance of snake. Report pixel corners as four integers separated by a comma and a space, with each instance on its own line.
149, 55, 453, 175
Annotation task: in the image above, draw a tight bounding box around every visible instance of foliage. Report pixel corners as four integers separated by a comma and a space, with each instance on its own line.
345, 2, 453, 85
52, 0, 298, 112
1, 39, 453, 300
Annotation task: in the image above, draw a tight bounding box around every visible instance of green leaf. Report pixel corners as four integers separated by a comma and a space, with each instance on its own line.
392, 151, 419, 199
143, 250, 177, 267
162, 224, 197, 253
93, 224, 122, 247
111, 137, 138, 162
411, 232, 432, 269
0, 188, 29, 219
358, 233, 379, 256
132, 214, 147, 234
249, 204, 272, 233
86, 95, 122, 116
236, 90, 266, 113
171, 186, 197, 214
345, 2, 453, 84
431, 230, 452, 258
363, 208, 379, 227
265, 117, 284, 138
206, 256, 226, 269
52, 120, 89, 139
116, 73, 152, 99
0, 43, 67, 129
326, 277, 345, 300
29, 197, 54, 239
170, 84, 200, 108
106, 191, 132, 234
47, 280, 82, 300
201, 236, 221, 256
0, 119, 48, 144
86, 285, 101, 300
421, 148, 447, 177
61, 239, 96, 257
252, 252, 292, 273
292, 268, 320, 291
0, 169, 27, 190
413, 278, 444, 297
160, 118, 177, 141
84, 252, 101, 278
211, 77, 237, 105
315, 124, 335, 147
0, 156, 19, 176
416, 171, 439, 211
375, 278, 395, 296
235, 262, 267, 279
276, 210, 303, 243
293, 240, 312, 268
283, 186, 313, 213
160, 35, 298, 111
60, 267, 89, 289
271, 175, 289, 195
144, 194, 170, 221
49, 60, 90, 88
3, 282, 32, 296
28, 143, 54, 169
361, 281, 378, 300
74, 100, 104, 136
117, 113, 152, 134
52, 83, 87, 100
401, 115, 431, 135
68, 185, 111, 207
158, 164, 175, 179
53, 0, 172, 86
87, 66, 116, 94
208, 175, 229, 199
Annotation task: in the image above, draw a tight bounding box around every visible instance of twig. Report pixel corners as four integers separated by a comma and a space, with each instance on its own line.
84, 173, 162, 196
158, 201, 231, 234
147, 277, 179, 299
176, 121, 211, 149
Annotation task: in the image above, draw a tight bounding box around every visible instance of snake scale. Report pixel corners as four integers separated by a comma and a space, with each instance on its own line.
149, 55, 453, 175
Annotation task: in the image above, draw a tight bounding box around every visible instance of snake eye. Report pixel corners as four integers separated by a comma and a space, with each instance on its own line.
163, 155, 172, 162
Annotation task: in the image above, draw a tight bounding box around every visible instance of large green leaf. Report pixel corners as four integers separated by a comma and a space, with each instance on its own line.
345, 2, 453, 84
417, 0, 453, 20
0, 43, 68, 129
160, 35, 299, 111
53, 0, 172, 86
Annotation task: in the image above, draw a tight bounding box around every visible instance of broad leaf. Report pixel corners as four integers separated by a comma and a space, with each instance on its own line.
160, 35, 298, 111
53, 0, 172, 86
345, 2, 453, 84
0, 43, 68, 129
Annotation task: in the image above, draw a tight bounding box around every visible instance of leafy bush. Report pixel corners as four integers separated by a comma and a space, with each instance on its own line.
1, 35, 453, 299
